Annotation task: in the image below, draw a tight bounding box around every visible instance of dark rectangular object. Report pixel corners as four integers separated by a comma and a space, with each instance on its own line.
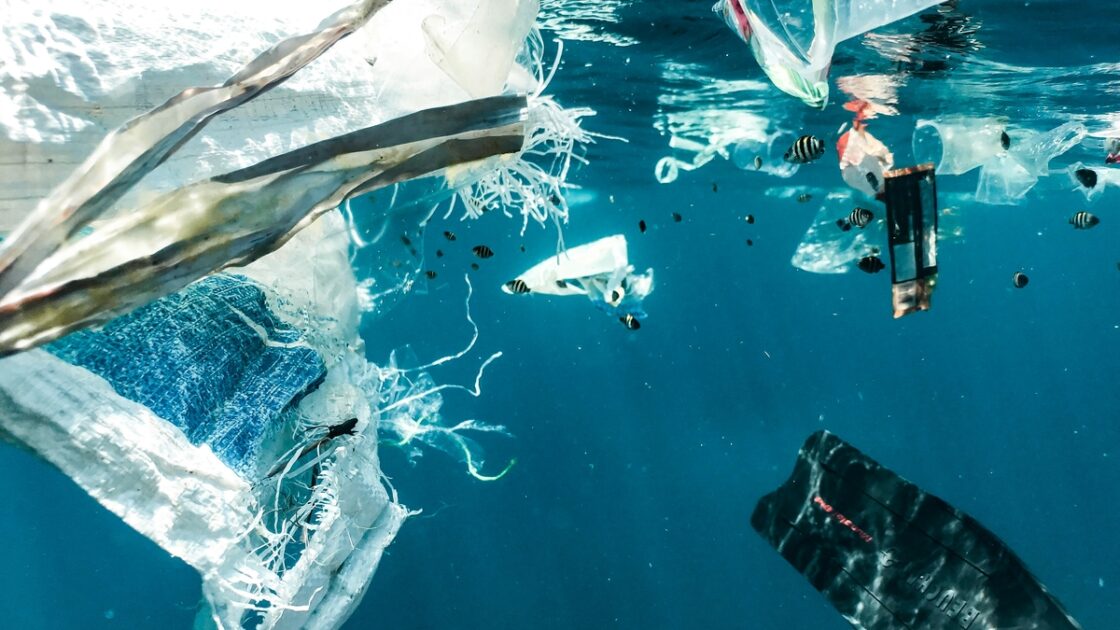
751, 431, 1082, 630
884, 164, 938, 318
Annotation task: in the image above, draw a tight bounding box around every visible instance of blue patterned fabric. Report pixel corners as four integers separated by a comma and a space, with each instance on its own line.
47, 274, 325, 476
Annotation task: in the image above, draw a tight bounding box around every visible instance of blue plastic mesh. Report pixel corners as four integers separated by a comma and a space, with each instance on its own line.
47, 274, 326, 476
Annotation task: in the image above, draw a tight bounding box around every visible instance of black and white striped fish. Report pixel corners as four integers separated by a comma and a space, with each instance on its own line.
784, 135, 825, 164
472, 245, 494, 258
836, 207, 874, 231
505, 279, 531, 294
443, 230, 457, 241
619, 314, 641, 330
1070, 211, 1100, 229
1012, 272, 1029, 288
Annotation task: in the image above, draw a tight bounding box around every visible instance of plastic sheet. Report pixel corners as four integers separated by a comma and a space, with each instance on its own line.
713, 0, 942, 108
791, 203, 885, 274
915, 118, 1087, 205
975, 122, 1087, 204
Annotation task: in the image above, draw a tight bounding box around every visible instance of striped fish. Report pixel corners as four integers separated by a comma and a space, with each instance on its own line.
443, 230, 457, 241
619, 314, 641, 330
836, 207, 874, 231
1070, 211, 1099, 229
505, 279, 531, 294
1012, 272, 1029, 288
472, 245, 494, 258
784, 135, 825, 164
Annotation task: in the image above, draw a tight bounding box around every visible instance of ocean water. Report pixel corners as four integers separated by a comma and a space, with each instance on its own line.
2, 0, 1119, 628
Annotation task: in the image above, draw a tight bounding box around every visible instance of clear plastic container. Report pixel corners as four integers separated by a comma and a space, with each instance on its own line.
912, 117, 1008, 175
730, 131, 801, 177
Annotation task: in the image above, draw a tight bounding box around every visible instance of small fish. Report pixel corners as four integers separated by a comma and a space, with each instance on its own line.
753, 156, 763, 171
409, 247, 418, 258
1075, 168, 1098, 189
797, 193, 812, 203
1012, 271, 1029, 288
470, 263, 480, 270
619, 314, 641, 330
400, 235, 412, 246
836, 207, 874, 232
505, 279, 531, 294
745, 214, 755, 224
549, 193, 561, 206
1070, 211, 1099, 229
424, 270, 437, 279
436, 249, 444, 258
784, 135, 825, 164
712, 182, 719, 193
746, 239, 754, 247
326, 417, 359, 440
556, 279, 568, 288
472, 245, 494, 258
866, 171, 880, 191
519, 244, 526, 253
443, 231, 457, 241
857, 255, 886, 274
639, 219, 647, 233
608, 288, 624, 305
1000, 131, 1011, 150
672, 212, 683, 222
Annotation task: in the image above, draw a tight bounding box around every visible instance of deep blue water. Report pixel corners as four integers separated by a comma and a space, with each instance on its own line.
2, 1, 1120, 628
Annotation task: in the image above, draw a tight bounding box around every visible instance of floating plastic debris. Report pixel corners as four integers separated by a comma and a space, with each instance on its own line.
713, 0, 943, 108
913, 117, 1086, 205
501, 235, 654, 324
884, 164, 938, 318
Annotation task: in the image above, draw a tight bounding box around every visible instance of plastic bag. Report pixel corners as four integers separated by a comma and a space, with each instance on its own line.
713, 0, 942, 108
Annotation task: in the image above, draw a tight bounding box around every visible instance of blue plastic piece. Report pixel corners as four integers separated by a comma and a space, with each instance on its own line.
47, 275, 325, 476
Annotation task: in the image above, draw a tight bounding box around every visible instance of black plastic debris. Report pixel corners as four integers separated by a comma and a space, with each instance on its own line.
751, 430, 1082, 630
885, 165, 938, 318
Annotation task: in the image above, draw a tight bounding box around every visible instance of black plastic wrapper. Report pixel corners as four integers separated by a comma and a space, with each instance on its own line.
751, 430, 1082, 629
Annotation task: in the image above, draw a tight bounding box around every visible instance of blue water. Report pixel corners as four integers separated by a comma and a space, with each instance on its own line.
2, 1, 1120, 628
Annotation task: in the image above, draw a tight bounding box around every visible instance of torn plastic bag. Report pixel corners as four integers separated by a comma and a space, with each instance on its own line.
501, 234, 654, 319
913, 118, 1086, 205
753, 430, 1083, 629
975, 122, 1087, 205
0, 213, 409, 630
713, 0, 942, 108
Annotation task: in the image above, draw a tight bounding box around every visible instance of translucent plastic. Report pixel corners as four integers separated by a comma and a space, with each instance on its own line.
423, 0, 539, 98
912, 117, 1008, 175
730, 131, 801, 177
1068, 162, 1120, 201
715, 0, 942, 107
975, 122, 1086, 205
